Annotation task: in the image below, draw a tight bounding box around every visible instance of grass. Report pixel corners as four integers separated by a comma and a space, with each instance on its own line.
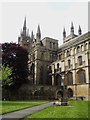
1, 100, 48, 114
24, 100, 90, 119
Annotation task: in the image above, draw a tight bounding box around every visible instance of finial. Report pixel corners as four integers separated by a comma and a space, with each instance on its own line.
36, 24, 41, 40
63, 27, 66, 38
78, 25, 82, 35
24, 16, 26, 28
70, 22, 74, 35
31, 30, 34, 41
37, 24, 41, 34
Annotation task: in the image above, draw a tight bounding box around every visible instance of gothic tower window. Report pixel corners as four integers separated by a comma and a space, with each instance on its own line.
76, 69, 86, 84
41, 53, 44, 59
78, 56, 82, 66
40, 66, 44, 85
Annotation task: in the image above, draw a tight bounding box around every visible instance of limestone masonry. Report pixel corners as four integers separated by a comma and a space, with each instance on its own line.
18, 18, 90, 100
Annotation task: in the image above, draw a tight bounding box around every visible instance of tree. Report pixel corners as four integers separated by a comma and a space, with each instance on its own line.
0, 64, 13, 88
2, 43, 28, 89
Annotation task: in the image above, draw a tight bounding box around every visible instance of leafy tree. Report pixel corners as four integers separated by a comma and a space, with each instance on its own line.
0, 64, 13, 88
2, 43, 28, 89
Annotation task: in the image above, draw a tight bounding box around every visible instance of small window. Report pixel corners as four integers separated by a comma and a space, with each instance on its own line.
67, 50, 70, 57
53, 43, 55, 49
41, 53, 44, 59
85, 43, 88, 50
50, 42, 52, 48
77, 46, 80, 53
68, 60, 71, 68
59, 54, 61, 60
78, 56, 82, 66
57, 63, 59, 69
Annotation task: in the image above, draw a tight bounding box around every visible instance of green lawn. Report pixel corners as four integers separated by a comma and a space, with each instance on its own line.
1, 100, 48, 114
24, 100, 89, 119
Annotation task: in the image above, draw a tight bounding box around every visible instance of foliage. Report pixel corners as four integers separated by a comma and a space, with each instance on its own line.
0, 64, 13, 87
1, 100, 48, 114
2, 43, 28, 89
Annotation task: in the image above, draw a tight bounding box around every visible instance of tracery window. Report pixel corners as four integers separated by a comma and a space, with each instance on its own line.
76, 69, 86, 84
66, 72, 73, 85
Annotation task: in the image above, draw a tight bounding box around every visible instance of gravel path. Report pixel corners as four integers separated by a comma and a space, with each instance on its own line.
1, 102, 53, 120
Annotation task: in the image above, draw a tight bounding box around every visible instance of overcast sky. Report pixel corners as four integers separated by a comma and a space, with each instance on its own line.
0, 1, 89, 46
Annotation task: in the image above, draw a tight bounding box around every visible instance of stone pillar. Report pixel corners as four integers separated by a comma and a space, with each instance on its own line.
52, 75, 55, 86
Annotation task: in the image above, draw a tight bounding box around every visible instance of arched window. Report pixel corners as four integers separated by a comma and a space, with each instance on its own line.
55, 74, 62, 86
41, 53, 44, 59
66, 72, 73, 85
50, 42, 52, 48
76, 69, 86, 84
68, 60, 71, 68
81, 45, 83, 51
85, 43, 88, 50
53, 43, 55, 49
77, 46, 80, 53
78, 56, 82, 66
67, 50, 70, 57
57, 63, 59, 70
39, 66, 44, 85
67, 88, 73, 98
58, 54, 61, 60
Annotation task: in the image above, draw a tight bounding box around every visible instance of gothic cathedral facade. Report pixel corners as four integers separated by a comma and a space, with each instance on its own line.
18, 18, 90, 100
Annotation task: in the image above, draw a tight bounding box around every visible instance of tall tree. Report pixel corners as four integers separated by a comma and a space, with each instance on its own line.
2, 43, 28, 89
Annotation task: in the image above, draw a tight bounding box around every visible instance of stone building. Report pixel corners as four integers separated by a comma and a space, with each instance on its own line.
18, 18, 90, 100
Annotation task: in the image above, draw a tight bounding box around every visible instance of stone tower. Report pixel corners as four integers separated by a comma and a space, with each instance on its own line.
18, 17, 31, 52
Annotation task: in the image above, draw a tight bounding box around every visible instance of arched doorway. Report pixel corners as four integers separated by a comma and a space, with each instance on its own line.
67, 88, 73, 98
34, 90, 40, 99
56, 90, 63, 99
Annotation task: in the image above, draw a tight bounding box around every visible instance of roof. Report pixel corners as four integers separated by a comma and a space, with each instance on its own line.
58, 31, 90, 51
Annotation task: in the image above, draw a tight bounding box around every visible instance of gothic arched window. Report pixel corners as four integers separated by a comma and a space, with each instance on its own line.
77, 46, 80, 53
78, 56, 82, 66
67, 50, 70, 57
68, 59, 71, 68
41, 53, 44, 59
76, 69, 86, 84
66, 72, 73, 85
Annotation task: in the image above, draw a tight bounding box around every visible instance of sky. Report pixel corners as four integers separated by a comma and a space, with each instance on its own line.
0, 1, 89, 46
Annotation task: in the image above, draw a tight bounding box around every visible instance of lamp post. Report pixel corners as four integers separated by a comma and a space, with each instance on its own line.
61, 73, 68, 106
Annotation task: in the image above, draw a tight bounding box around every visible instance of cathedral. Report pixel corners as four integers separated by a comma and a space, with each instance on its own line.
18, 17, 90, 100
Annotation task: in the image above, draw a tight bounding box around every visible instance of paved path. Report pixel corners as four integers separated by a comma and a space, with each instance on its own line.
1, 102, 53, 120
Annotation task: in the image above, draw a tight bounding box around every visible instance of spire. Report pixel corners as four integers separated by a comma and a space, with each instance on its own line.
23, 16, 27, 36
37, 25, 41, 34
31, 30, 34, 41
24, 16, 26, 28
36, 24, 41, 40
70, 22, 74, 35
63, 27, 66, 39
78, 25, 82, 35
